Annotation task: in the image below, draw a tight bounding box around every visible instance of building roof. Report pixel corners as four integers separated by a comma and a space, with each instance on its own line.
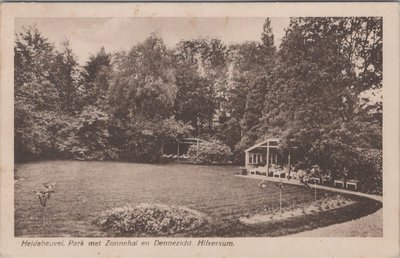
180, 138, 209, 144
245, 138, 280, 152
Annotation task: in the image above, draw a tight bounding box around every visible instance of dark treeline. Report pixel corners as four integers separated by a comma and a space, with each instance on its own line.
15, 17, 382, 186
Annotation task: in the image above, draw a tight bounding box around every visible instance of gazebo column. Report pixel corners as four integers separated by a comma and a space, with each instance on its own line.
196, 139, 199, 162
177, 141, 180, 161
287, 149, 291, 179
266, 141, 270, 176
245, 151, 249, 171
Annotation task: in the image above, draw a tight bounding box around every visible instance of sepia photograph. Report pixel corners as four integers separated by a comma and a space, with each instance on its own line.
0, 2, 399, 258
13, 16, 384, 238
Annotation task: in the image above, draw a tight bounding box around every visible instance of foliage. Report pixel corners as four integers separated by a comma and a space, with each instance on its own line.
260, 18, 382, 191
357, 149, 382, 195
14, 26, 56, 160
14, 19, 382, 188
80, 47, 112, 107
173, 38, 230, 135
94, 203, 208, 236
187, 140, 231, 164
227, 19, 277, 151
173, 68, 216, 134
213, 117, 241, 150
69, 105, 116, 160
109, 34, 177, 119
241, 194, 354, 223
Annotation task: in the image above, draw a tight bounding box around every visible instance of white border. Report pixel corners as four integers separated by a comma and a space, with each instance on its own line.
1, 3, 399, 257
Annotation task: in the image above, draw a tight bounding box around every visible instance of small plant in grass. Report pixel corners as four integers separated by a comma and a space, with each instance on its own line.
36, 182, 56, 237
302, 205, 307, 215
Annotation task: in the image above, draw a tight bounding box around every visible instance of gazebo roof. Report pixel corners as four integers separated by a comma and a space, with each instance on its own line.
180, 138, 209, 144
245, 138, 280, 152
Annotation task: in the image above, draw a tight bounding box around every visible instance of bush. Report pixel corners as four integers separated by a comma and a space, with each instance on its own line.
188, 140, 231, 164
94, 203, 208, 236
358, 149, 382, 195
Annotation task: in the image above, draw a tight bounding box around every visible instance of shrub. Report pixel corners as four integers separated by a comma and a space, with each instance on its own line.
187, 140, 231, 164
94, 203, 208, 236
358, 149, 382, 195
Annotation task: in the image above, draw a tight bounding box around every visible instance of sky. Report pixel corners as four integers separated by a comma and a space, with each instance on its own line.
15, 17, 290, 65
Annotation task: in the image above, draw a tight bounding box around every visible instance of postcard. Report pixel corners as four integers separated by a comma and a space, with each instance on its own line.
0, 2, 399, 257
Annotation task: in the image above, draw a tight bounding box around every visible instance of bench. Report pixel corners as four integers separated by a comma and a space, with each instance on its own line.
346, 179, 359, 191
334, 179, 345, 188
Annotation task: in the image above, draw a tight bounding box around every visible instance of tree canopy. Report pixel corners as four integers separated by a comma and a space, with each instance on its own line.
15, 17, 382, 177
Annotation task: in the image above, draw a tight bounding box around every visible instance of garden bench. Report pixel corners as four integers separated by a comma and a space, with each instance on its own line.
309, 177, 321, 184
251, 165, 268, 176
273, 170, 286, 178
334, 179, 345, 188
321, 176, 332, 185
346, 179, 359, 191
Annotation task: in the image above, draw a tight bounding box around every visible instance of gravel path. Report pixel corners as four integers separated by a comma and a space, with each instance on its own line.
289, 208, 382, 237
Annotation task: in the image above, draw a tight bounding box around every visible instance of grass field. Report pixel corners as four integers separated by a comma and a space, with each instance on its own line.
14, 161, 381, 237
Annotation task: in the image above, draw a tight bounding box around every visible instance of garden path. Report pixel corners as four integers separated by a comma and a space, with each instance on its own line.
236, 174, 383, 237
288, 208, 382, 237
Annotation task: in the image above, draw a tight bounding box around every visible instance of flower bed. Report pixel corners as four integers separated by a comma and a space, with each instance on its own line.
94, 203, 208, 236
240, 195, 354, 225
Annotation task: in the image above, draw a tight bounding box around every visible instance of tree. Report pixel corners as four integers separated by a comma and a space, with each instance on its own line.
52, 40, 81, 114
228, 19, 277, 163
14, 26, 90, 161
109, 34, 177, 119
260, 18, 277, 60
173, 38, 230, 135
68, 105, 115, 160
80, 47, 112, 107
14, 26, 62, 160
262, 17, 382, 177
173, 66, 215, 135
156, 117, 193, 155
105, 34, 181, 161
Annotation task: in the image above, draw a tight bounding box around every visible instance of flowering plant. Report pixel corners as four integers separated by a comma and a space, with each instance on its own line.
94, 203, 208, 236
37, 183, 56, 207
36, 182, 56, 236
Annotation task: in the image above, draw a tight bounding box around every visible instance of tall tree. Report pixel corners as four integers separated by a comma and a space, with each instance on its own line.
109, 34, 177, 119
14, 26, 62, 160
231, 19, 277, 163
261, 17, 382, 175
107, 34, 180, 162
173, 66, 215, 135
173, 38, 230, 135
80, 47, 112, 107
52, 40, 81, 114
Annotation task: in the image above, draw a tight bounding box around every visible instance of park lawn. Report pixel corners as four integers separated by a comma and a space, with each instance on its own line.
14, 161, 381, 237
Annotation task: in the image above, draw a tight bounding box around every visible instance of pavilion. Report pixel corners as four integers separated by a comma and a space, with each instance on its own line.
244, 138, 294, 176
162, 137, 208, 162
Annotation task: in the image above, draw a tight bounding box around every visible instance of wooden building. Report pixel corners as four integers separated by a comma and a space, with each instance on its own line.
245, 138, 293, 176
